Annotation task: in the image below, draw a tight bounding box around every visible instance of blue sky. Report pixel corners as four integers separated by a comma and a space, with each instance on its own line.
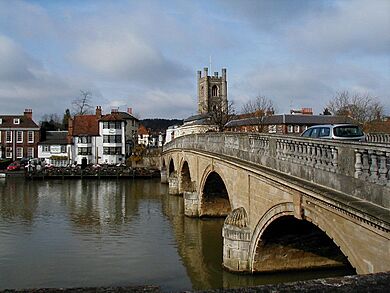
0, 0, 389, 120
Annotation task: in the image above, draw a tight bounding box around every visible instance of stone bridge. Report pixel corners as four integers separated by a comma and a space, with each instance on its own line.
161, 133, 390, 275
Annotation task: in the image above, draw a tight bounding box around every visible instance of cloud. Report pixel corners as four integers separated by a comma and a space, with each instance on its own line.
288, 0, 390, 55
71, 33, 190, 86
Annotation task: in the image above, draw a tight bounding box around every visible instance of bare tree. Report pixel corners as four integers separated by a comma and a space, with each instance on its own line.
241, 95, 276, 116
40, 113, 63, 131
209, 100, 236, 132
72, 90, 93, 115
327, 91, 384, 124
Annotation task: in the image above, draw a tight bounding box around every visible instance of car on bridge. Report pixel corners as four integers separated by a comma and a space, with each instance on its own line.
301, 124, 366, 142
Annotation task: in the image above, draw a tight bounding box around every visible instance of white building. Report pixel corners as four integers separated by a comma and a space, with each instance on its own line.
164, 125, 180, 145
99, 111, 126, 164
38, 131, 71, 166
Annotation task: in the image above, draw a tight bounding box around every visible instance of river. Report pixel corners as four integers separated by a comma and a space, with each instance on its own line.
0, 177, 353, 291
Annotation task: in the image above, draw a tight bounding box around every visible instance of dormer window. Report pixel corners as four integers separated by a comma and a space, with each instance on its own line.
14, 118, 20, 124
0, 118, 2, 124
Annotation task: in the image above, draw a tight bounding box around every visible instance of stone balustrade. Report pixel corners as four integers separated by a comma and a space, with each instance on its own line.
164, 133, 390, 209
366, 133, 390, 144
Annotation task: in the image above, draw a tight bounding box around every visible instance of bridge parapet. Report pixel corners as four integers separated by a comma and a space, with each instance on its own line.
163, 133, 390, 209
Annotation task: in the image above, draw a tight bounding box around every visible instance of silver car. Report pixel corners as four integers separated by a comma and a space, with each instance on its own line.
301, 124, 366, 142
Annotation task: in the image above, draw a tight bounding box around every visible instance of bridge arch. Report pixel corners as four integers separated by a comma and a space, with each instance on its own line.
168, 158, 175, 176
249, 203, 355, 273
199, 166, 232, 217
179, 160, 193, 193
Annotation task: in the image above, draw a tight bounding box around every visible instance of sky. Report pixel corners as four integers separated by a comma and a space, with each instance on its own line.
0, 0, 389, 121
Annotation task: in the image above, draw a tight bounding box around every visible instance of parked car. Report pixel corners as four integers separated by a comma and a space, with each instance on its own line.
7, 161, 21, 171
301, 124, 366, 142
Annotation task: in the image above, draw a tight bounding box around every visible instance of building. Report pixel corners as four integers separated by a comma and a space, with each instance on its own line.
198, 67, 227, 115
225, 111, 355, 135
138, 125, 150, 146
38, 131, 71, 166
0, 109, 40, 160
99, 110, 126, 164
173, 67, 228, 140
164, 125, 180, 145
115, 108, 139, 156
68, 107, 102, 165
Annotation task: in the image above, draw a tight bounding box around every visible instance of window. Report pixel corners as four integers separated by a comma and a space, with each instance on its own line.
294, 125, 300, 133
287, 125, 293, 133
212, 85, 218, 97
319, 127, 330, 137
77, 136, 92, 143
43, 145, 50, 152
27, 147, 34, 158
28, 131, 34, 143
0, 118, 2, 124
13, 118, 20, 124
6, 147, 12, 158
103, 121, 109, 129
61, 145, 66, 153
103, 147, 122, 155
0, 130, 1, 142
268, 125, 277, 133
6, 131, 12, 143
17, 131, 23, 143
78, 147, 92, 155
103, 135, 122, 143
16, 147, 23, 158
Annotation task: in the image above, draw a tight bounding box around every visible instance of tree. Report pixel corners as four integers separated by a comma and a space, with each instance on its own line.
241, 95, 276, 117
209, 100, 236, 132
72, 90, 93, 115
322, 108, 332, 115
40, 113, 62, 130
327, 91, 384, 124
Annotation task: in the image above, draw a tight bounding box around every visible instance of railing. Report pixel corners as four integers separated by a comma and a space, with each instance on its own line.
163, 133, 390, 209
366, 133, 390, 144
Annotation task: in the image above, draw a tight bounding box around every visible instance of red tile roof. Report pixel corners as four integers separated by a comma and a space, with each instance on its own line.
138, 125, 149, 135
100, 113, 125, 121
72, 115, 99, 136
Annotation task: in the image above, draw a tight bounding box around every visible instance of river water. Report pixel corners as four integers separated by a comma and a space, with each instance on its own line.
0, 178, 352, 291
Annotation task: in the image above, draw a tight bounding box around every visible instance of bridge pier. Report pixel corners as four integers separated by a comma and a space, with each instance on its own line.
222, 207, 251, 272
168, 173, 179, 195
184, 191, 199, 217
160, 169, 168, 184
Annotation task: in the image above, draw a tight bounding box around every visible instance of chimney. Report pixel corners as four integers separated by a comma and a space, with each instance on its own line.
96, 106, 102, 118
127, 107, 133, 114
214, 72, 218, 77
197, 70, 202, 79
24, 109, 33, 120
67, 117, 73, 144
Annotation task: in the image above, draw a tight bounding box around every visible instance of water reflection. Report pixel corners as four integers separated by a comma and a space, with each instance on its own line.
0, 178, 351, 291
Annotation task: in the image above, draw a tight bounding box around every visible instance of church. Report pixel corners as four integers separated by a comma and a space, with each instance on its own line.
175, 67, 228, 138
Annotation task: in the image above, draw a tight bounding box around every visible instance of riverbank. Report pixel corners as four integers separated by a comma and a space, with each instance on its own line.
1, 166, 161, 179
1, 272, 389, 292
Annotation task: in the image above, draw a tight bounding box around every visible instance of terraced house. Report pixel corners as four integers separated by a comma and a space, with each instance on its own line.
0, 109, 40, 160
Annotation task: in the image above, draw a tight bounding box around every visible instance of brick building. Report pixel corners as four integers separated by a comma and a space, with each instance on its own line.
0, 109, 40, 160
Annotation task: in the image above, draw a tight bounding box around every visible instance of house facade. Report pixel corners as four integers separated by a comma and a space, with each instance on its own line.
38, 131, 71, 166
100, 111, 126, 164
0, 109, 40, 160
225, 112, 355, 135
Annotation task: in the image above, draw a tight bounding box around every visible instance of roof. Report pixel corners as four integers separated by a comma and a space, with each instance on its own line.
138, 125, 149, 135
225, 114, 355, 128
184, 113, 210, 123
100, 113, 125, 121
40, 131, 68, 145
117, 111, 139, 121
0, 115, 39, 129
364, 120, 390, 134
72, 115, 99, 136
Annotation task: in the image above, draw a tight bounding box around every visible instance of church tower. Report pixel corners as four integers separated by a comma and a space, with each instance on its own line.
197, 67, 227, 115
